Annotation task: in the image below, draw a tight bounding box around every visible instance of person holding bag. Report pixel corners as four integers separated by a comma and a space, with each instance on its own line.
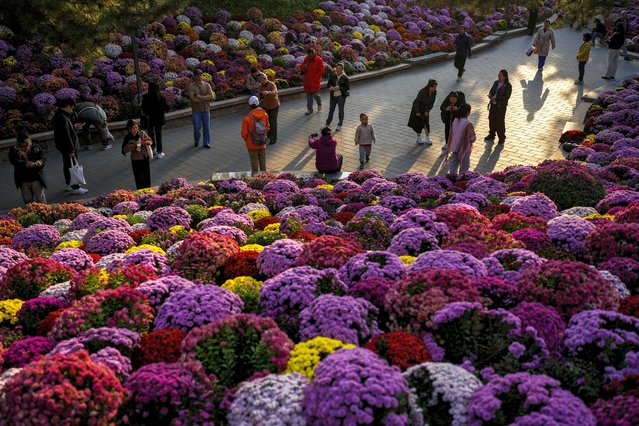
485, 70, 512, 145
53, 98, 88, 195
325, 62, 350, 131
533, 19, 556, 71
121, 119, 153, 189
445, 104, 476, 175
9, 130, 47, 204
407, 79, 438, 145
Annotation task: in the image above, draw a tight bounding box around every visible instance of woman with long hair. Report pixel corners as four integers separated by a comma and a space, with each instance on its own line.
121, 119, 153, 189
408, 79, 438, 145
485, 70, 512, 145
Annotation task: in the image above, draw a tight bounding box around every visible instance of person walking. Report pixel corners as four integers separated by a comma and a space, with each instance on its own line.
533, 19, 556, 71
246, 67, 265, 96
440, 91, 466, 150
53, 98, 88, 195
257, 73, 280, 145
354, 113, 376, 169
615, 12, 631, 60
121, 119, 153, 190
308, 126, 342, 174
602, 23, 625, 80
526, 2, 539, 36
298, 48, 325, 115
485, 70, 512, 145
591, 18, 607, 47
141, 82, 169, 159
9, 130, 47, 204
188, 69, 215, 148
454, 27, 472, 82
446, 104, 476, 175
575, 33, 592, 85
241, 96, 270, 175
407, 79, 437, 145
325, 62, 350, 131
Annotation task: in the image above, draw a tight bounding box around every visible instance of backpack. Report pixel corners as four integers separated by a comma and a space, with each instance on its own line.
247, 113, 267, 145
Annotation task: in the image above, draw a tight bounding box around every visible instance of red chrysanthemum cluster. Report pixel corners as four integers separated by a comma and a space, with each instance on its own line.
491, 211, 548, 233
295, 235, 364, 269
365, 331, 430, 370
332, 211, 356, 225
254, 216, 280, 230
223, 250, 260, 280
619, 295, 639, 319
135, 328, 187, 367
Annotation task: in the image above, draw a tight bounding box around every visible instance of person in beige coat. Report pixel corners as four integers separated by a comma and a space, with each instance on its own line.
257, 74, 280, 145
534, 20, 556, 71
187, 69, 215, 148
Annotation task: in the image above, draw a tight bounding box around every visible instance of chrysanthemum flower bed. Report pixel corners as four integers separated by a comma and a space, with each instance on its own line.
1, 81, 639, 425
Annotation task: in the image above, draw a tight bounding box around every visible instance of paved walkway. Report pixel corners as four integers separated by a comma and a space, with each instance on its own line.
1, 27, 638, 211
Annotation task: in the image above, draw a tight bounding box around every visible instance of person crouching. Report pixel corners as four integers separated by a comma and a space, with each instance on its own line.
308, 126, 343, 174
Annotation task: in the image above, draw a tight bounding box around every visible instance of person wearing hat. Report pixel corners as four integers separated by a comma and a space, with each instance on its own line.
241, 96, 270, 175
188, 69, 215, 148
9, 130, 47, 204
53, 98, 89, 195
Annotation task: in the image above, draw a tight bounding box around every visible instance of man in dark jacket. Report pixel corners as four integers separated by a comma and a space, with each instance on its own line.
8, 130, 47, 204
454, 27, 472, 82
602, 23, 626, 80
53, 98, 88, 195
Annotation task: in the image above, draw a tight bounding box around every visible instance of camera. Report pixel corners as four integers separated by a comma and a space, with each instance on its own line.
310, 133, 318, 138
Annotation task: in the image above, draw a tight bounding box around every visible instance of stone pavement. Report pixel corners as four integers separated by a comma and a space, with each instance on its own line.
1, 27, 638, 211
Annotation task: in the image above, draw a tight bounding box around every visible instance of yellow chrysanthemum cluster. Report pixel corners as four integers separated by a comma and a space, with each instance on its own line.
133, 188, 156, 195
264, 223, 281, 233
369, 25, 381, 33
285, 337, 356, 380
177, 21, 191, 30
316, 184, 334, 191
507, 191, 527, 197
313, 8, 326, 16
163, 34, 176, 41
55, 240, 84, 251
0, 299, 24, 325
399, 255, 416, 266
247, 209, 271, 221
263, 68, 276, 78
112, 214, 128, 220
3, 56, 17, 66
125, 244, 167, 255
241, 244, 264, 252
583, 213, 615, 221
353, 32, 363, 40
169, 225, 191, 239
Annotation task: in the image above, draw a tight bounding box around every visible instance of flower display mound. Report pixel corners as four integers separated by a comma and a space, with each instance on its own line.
0, 257, 75, 300
11, 224, 60, 249
302, 347, 411, 426
517, 260, 620, 320
50, 287, 155, 340
134, 327, 186, 367
171, 231, 240, 283
228, 373, 309, 426
585, 222, 639, 264
16, 296, 69, 334
467, 372, 595, 425
431, 302, 548, 375
591, 395, 639, 426
443, 222, 525, 253
0, 351, 125, 425
511, 302, 566, 353
295, 235, 364, 269
122, 361, 211, 425
403, 362, 483, 426
385, 268, 482, 333
364, 331, 430, 371
409, 249, 487, 278
221, 276, 262, 313
526, 161, 607, 210
180, 313, 293, 389
154, 284, 243, 332
338, 250, 406, 287
285, 336, 356, 380
2, 336, 56, 368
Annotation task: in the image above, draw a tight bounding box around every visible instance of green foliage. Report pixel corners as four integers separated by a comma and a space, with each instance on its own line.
245, 230, 285, 246
196, 0, 319, 19
185, 205, 209, 228
17, 212, 42, 228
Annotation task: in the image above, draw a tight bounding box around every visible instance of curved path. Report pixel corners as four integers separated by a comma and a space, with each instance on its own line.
1, 27, 638, 210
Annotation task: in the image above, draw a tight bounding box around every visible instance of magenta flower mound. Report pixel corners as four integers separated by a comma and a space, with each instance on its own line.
1, 257, 75, 300
228, 373, 309, 426
547, 215, 596, 257
154, 284, 243, 332
598, 257, 639, 292
295, 235, 364, 269
85, 229, 135, 255
147, 206, 191, 230
3, 336, 56, 368
256, 238, 305, 277
390, 208, 450, 239
123, 362, 211, 424
137, 274, 196, 307
171, 231, 239, 282
82, 217, 133, 243
476, 276, 519, 309
0, 351, 125, 425
264, 178, 300, 193
338, 251, 406, 287
302, 347, 410, 426
11, 224, 61, 249
90, 347, 132, 380
388, 227, 440, 256
180, 313, 293, 388
467, 373, 596, 425
299, 295, 379, 345
17, 296, 69, 333
510, 192, 559, 220
512, 227, 552, 251
347, 276, 395, 312
112, 200, 140, 215
386, 269, 482, 332
517, 260, 620, 320
109, 248, 171, 275
591, 395, 639, 426
68, 211, 105, 231
77, 327, 141, 358
49, 247, 95, 271
409, 249, 487, 278
481, 248, 544, 282
198, 225, 247, 244
585, 222, 639, 263
511, 302, 566, 353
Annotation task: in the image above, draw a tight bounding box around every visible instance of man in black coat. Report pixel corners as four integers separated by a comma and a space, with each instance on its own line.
53, 98, 88, 195
602, 23, 626, 80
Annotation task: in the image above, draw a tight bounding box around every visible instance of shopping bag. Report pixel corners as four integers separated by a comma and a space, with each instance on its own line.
526, 46, 535, 57
69, 156, 86, 186
144, 144, 154, 159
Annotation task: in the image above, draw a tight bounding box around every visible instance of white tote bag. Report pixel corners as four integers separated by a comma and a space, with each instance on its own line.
69, 156, 86, 186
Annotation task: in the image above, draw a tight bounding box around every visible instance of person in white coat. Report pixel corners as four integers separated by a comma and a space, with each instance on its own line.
533, 20, 556, 71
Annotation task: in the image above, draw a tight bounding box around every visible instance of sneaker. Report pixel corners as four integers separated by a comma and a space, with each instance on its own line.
305, 110, 313, 115
417, 135, 424, 145
71, 188, 89, 195
574, 80, 583, 85
203, 144, 211, 149
456, 77, 461, 82
497, 139, 505, 145
194, 142, 199, 147
317, 103, 322, 111
156, 152, 165, 159
101, 144, 112, 151
424, 136, 432, 145
85, 145, 93, 151
602, 76, 612, 80
484, 135, 495, 141
336, 125, 342, 131
358, 162, 365, 170
65, 185, 73, 191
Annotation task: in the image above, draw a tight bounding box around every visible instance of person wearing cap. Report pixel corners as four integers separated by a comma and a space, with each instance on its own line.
246, 67, 266, 96
298, 48, 325, 115
257, 73, 280, 145
188, 69, 215, 148
9, 130, 47, 204
53, 98, 88, 195
241, 96, 270, 175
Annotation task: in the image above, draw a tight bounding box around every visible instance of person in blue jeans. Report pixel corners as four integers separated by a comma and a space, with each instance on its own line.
591, 18, 607, 47
187, 69, 215, 148
325, 63, 350, 131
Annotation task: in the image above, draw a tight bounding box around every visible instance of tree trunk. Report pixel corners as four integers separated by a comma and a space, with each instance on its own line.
130, 31, 143, 107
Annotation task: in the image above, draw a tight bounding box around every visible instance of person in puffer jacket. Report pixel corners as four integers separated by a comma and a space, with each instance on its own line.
308, 126, 343, 174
